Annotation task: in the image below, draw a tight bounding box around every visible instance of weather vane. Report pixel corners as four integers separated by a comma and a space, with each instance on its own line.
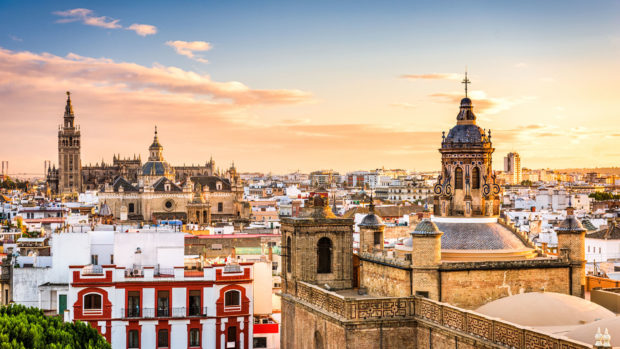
461, 70, 471, 98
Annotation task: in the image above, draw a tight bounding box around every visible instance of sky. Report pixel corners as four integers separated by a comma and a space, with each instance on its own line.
1, 1, 619, 176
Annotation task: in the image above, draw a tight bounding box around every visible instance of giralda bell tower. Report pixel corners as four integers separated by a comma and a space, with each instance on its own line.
58, 91, 82, 194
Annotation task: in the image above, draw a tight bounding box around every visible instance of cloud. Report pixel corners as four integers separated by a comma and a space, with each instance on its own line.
166, 40, 212, 63
8, 34, 22, 42
401, 73, 461, 80
53, 8, 157, 37
127, 24, 157, 36
430, 90, 535, 115
53, 8, 121, 29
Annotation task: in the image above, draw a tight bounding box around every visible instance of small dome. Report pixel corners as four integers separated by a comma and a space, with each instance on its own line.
556, 215, 586, 232
99, 203, 112, 216
412, 219, 441, 235
460, 97, 472, 107
476, 292, 614, 327
359, 213, 384, 227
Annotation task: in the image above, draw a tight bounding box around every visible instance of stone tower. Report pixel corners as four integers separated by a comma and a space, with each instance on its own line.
57, 92, 82, 194
556, 205, 586, 297
358, 198, 385, 253
433, 76, 500, 217
281, 189, 354, 294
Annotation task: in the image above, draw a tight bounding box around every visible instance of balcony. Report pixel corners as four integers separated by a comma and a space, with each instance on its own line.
120, 307, 208, 319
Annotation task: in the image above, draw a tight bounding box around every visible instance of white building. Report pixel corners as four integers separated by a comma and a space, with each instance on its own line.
12, 227, 255, 349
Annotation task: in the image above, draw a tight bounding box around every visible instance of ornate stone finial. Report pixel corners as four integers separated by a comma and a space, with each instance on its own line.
602, 328, 611, 347
461, 70, 471, 98
595, 327, 603, 346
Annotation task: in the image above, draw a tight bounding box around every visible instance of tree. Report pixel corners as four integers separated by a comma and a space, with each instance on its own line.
0, 304, 110, 349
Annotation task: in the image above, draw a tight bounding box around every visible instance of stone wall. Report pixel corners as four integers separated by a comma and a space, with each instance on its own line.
439, 264, 571, 309
360, 257, 411, 297
384, 225, 411, 239
280, 282, 590, 349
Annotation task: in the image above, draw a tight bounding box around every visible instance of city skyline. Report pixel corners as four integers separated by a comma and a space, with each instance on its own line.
1, 1, 620, 175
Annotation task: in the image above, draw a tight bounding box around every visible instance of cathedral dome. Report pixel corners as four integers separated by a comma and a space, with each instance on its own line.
441, 96, 491, 148
142, 161, 173, 176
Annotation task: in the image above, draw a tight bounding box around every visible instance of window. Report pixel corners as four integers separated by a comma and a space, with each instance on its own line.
127, 291, 140, 317
253, 337, 268, 348
227, 326, 237, 345
218, 202, 223, 212
110, 254, 114, 264
455, 167, 463, 190
317, 237, 332, 274
128, 330, 139, 348
373, 231, 382, 246
224, 290, 241, 308
165, 200, 173, 209
286, 237, 292, 273
84, 294, 102, 310
189, 290, 201, 316
588, 246, 590, 252
315, 331, 323, 349
158, 329, 169, 348
472, 167, 480, 189
91, 255, 98, 265
128, 203, 135, 213
599, 247, 602, 253
416, 291, 430, 298
157, 291, 169, 317
189, 328, 200, 347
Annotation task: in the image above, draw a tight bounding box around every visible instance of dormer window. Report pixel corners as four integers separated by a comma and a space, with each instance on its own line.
216, 182, 222, 190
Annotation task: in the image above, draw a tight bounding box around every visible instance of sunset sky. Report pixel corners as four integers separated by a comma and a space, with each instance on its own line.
1, 1, 619, 176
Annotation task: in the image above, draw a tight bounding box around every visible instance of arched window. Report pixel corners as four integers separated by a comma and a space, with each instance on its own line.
286, 237, 292, 273
128, 203, 135, 213
224, 290, 240, 307
203, 210, 208, 223
317, 237, 332, 274
472, 167, 480, 189
455, 167, 463, 190
83, 293, 102, 314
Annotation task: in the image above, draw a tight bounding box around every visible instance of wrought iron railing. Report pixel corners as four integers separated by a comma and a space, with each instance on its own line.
120, 307, 208, 318
82, 265, 103, 275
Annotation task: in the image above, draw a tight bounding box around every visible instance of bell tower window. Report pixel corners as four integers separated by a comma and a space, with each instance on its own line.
455, 167, 463, 190
317, 237, 332, 274
472, 167, 480, 189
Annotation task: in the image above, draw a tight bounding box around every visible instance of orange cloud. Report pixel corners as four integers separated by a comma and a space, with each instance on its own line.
53, 8, 121, 29
430, 91, 535, 115
166, 41, 212, 63
53, 8, 158, 37
127, 24, 157, 36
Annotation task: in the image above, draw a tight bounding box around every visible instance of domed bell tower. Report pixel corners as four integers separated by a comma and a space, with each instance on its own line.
433, 73, 501, 217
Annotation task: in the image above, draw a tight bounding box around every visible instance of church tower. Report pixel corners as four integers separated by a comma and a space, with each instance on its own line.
433, 74, 500, 217
58, 92, 82, 194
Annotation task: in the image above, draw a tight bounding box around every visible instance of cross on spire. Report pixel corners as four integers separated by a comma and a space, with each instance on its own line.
461, 71, 471, 98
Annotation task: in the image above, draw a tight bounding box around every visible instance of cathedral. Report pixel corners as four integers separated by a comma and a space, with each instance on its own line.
280, 83, 589, 348
46, 92, 250, 225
